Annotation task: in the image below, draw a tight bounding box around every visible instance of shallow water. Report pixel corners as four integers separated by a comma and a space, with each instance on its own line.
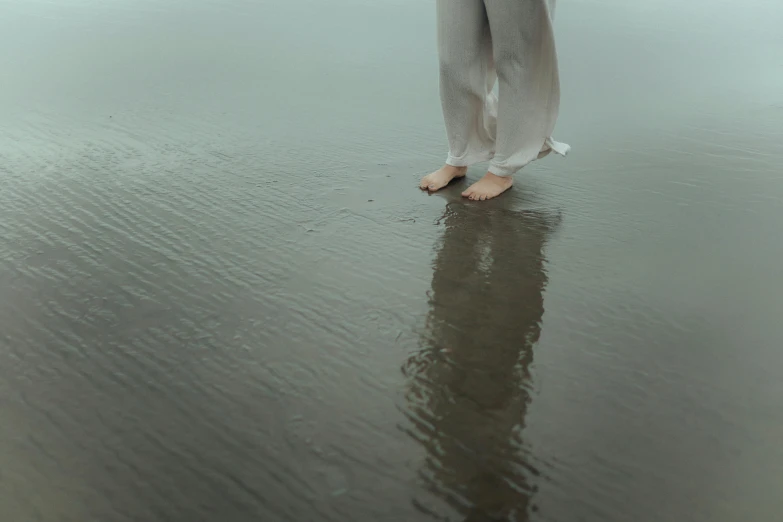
2, 0, 783, 520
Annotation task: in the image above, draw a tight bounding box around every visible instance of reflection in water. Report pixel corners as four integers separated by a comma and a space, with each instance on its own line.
403, 202, 559, 521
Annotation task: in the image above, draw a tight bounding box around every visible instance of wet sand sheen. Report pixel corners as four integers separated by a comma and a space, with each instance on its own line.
2, 0, 783, 521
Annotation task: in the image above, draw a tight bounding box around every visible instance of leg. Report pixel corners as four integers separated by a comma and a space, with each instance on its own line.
463, 0, 568, 200
421, 0, 497, 192
485, 0, 568, 177
463, 0, 569, 200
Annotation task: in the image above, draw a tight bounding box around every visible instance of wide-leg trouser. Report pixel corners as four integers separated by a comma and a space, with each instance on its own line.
436, 0, 569, 176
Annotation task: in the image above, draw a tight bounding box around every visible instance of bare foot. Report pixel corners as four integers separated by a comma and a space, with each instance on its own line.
462, 172, 513, 201
419, 165, 467, 192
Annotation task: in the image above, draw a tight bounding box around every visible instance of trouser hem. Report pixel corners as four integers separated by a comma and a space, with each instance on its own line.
446, 151, 495, 168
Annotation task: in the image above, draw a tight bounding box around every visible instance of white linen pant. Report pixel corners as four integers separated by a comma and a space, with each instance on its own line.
437, 0, 569, 176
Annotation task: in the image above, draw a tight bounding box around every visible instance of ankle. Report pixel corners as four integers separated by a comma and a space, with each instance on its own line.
485, 171, 512, 182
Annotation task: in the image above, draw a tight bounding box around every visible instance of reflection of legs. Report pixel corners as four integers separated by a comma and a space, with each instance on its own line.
408, 206, 554, 519
421, 0, 497, 192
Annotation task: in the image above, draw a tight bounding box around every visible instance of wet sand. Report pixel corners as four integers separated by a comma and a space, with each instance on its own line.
2, 0, 783, 520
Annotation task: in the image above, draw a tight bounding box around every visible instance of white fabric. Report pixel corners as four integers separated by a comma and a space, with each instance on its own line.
436, 0, 569, 176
